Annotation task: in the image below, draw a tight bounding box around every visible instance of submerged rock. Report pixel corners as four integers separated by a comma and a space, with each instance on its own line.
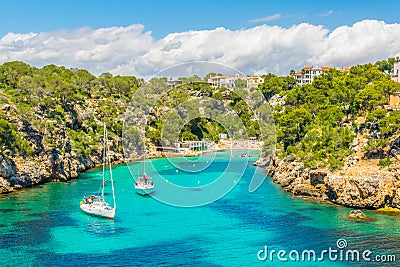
346, 210, 377, 222
348, 210, 367, 219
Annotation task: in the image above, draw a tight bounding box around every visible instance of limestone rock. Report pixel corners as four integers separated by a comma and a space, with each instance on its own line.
346, 209, 376, 221
349, 209, 366, 218
0, 155, 16, 178
269, 94, 286, 107
267, 156, 400, 209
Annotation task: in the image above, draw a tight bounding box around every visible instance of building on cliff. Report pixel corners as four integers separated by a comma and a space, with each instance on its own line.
388, 62, 400, 110
392, 62, 400, 82
293, 66, 350, 85
207, 74, 264, 89
167, 79, 183, 88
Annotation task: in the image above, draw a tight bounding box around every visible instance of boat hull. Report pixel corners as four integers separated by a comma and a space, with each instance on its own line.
136, 189, 154, 196
135, 176, 155, 196
135, 186, 155, 196
80, 202, 115, 219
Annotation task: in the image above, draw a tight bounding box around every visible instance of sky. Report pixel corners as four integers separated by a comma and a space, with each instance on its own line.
0, 0, 399, 77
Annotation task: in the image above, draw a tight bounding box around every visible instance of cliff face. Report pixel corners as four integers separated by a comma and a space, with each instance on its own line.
1, 152, 76, 193
0, 102, 124, 194
0, 140, 123, 194
267, 156, 400, 209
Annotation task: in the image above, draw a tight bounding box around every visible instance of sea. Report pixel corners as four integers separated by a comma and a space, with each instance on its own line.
0, 150, 399, 266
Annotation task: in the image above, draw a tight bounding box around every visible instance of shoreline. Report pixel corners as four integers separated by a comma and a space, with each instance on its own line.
0, 147, 262, 195
266, 155, 400, 210
5, 145, 400, 213
4, 146, 400, 214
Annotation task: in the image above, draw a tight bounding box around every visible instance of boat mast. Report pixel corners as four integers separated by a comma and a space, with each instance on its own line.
101, 122, 106, 202
142, 149, 145, 177
142, 136, 146, 177
106, 126, 116, 209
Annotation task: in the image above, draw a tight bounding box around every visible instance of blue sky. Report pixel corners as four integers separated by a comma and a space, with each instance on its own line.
0, 0, 398, 39
0, 0, 400, 77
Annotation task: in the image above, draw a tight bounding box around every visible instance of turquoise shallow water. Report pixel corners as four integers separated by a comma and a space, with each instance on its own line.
0, 150, 399, 266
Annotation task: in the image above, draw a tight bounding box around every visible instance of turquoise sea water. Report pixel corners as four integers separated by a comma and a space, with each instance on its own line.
0, 150, 399, 266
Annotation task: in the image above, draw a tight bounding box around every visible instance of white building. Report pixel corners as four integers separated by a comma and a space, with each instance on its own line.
208, 74, 264, 89
390, 62, 400, 110
293, 66, 350, 85
178, 141, 213, 152
247, 76, 264, 88
219, 133, 228, 140
294, 66, 327, 85
392, 62, 400, 82
167, 79, 183, 88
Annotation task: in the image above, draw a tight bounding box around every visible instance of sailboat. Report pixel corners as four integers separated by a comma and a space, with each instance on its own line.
134, 149, 155, 195
80, 122, 116, 219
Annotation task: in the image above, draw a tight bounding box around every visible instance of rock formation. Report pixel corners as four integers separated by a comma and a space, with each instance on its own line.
0, 103, 124, 194
266, 156, 400, 209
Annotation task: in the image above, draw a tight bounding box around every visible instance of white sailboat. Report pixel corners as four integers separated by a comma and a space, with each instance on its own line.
80, 122, 116, 219
134, 149, 155, 196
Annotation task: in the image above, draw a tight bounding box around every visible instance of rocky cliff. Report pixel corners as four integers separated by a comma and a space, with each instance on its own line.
0, 95, 125, 194
0, 152, 87, 193
266, 156, 400, 209
0, 134, 124, 194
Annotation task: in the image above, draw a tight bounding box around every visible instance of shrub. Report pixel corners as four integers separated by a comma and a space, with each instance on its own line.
378, 157, 391, 167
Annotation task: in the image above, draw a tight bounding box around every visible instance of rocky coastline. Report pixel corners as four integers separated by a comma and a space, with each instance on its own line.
264, 155, 400, 209
2, 131, 400, 211
0, 149, 125, 194
0, 101, 126, 194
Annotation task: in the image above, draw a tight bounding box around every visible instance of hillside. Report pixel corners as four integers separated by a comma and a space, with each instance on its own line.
263, 59, 400, 209
0, 62, 140, 193
0, 62, 262, 193
1, 59, 400, 206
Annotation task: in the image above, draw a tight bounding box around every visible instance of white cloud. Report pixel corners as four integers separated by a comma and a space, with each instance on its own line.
319, 10, 334, 17
1, 20, 400, 77
0, 24, 153, 75
249, 14, 282, 23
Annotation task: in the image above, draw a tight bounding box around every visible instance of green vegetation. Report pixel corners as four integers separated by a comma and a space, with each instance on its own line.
145, 79, 261, 145
0, 61, 141, 159
1, 58, 399, 173
259, 73, 296, 100
378, 157, 391, 167
0, 118, 33, 156
267, 58, 400, 170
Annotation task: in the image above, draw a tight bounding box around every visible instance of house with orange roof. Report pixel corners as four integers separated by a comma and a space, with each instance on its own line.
293, 65, 350, 85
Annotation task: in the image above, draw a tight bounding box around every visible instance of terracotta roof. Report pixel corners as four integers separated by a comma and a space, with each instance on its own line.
210, 75, 233, 79
321, 66, 333, 70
